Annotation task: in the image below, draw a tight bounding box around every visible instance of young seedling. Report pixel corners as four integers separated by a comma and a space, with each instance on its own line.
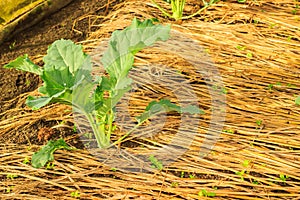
31, 139, 73, 168
198, 189, 216, 197
71, 190, 80, 198
151, 0, 219, 21
236, 170, 245, 181
46, 162, 55, 170
5, 186, 14, 193
149, 155, 163, 170
4, 18, 204, 168
171, 181, 179, 187
222, 129, 234, 134
256, 120, 262, 126
279, 174, 289, 182
23, 157, 30, 164
6, 174, 18, 180
189, 174, 195, 179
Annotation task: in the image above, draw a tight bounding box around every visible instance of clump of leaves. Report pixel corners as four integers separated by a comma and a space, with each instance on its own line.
31, 139, 73, 168
4, 18, 204, 168
152, 0, 219, 21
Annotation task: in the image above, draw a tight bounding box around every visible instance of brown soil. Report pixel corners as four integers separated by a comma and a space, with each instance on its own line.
0, 0, 117, 144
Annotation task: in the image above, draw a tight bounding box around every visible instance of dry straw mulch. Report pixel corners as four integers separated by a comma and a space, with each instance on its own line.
1, 0, 300, 199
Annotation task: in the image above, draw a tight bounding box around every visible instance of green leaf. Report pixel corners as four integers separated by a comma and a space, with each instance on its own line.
39, 66, 74, 96
43, 39, 91, 74
27, 40, 94, 110
95, 18, 171, 121
26, 96, 55, 110
182, 105, 205, 114
3, 54, 42, 75
136, 99, 205, 123
31, 139, 73, 168
101, 18, 170, 91
295, 96, 300, 105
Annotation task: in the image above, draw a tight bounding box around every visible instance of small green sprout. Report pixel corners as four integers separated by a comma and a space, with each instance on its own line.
236, 170, 245, 181
287, 36, 293, 41
110, 168, 117, 172
198, 189, 216, 197
269, 23, 277, 29
267, 84, 274, 90
171, 182, 179, 187
6, 186, 14, 193
237, 0, 246, 3
242, 160, 250, 167
221, 87, 228, 94
256, 120, 262, 126
73, 125, 77, 133
222, 129, 234, 134
71, 190, 80, 198
189, 174, 195, 179
246, 52, 253, 58
46, 162, 55, 170
180, 171, 185, 178
287, 83, 296, 88
149, 155, 163, 170
236, 45, 246, 51
151, 0, 219, 21
6, 174, 18, 180
23, 157, 30, 164
9, 41, 16, 50
279, 174, 289, 182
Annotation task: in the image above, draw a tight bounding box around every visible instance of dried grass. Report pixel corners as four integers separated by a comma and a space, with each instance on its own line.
1, 0, 300, 199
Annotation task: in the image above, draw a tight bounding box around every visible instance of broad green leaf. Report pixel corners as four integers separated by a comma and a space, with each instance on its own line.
26, 96, 54, 110
101, 18, 170, 91
72, 79, 99, 113
96, 18, 170, 122
295, 96, 300, 105
26, 89, 70, 110
39, 66, 75, 96
136, 99, 205, 123
43, 39, 91, 74
31, 139, 73, 168
3, 54, 42, 75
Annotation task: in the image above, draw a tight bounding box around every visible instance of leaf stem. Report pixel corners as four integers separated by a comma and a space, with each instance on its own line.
86, 113, 108, 148
106, 109, 114, 140
151, 0, 172, 18
109, 120, 145, 148
181, 0, 218, 19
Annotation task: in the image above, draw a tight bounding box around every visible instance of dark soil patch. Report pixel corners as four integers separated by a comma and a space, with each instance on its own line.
0, 0, 119, 145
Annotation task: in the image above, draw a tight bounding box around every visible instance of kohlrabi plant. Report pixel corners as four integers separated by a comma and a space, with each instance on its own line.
4, 18, 204, 167
152, 0, 219, 21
